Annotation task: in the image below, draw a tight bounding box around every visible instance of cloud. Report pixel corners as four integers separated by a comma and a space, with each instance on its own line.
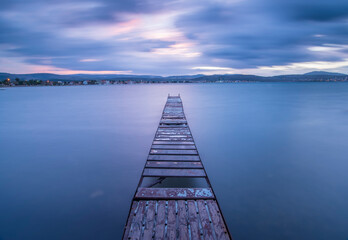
174, 0, 348, 74
1, 0, 348, 75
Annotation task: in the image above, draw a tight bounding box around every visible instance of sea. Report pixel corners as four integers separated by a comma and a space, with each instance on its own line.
0, 83, 347, 239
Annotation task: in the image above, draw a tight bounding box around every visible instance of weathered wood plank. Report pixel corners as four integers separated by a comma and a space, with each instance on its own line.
148, 155, 200, 161
159, 125, 188, 128
154, 200, 166, 240
127, 200, 146, 239
157, 130, 190, 133
158, 127, 189, 130
166, 103, 182, 105
177, 200, 189, 240
143, 168, 206, 177
162, 115, 185, 118
150, 149, 198, 155
197, 200, 215, 240
164, 107, 182, 110
164, 110, 183, 113
206, 200, 229, 240
156, 132, 191, 135
166, 201, 177, 239
154, 138, 193, 141
151, 145, 196, 150
157, 129, 189, 132
155, 134, 191, 137
163, 111, 183, 115
146, 161, 203, 169
160, 120, 187, 124
143, 200, 156, 239
187, 200, 201, 240
136, 188, 214, 200
152, 141, 195, 145
156, 135, 192, 139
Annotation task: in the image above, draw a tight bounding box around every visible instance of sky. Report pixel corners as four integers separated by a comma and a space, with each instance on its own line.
1, 0, 348, 76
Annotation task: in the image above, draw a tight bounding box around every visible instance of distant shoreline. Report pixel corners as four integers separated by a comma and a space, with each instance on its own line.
1, 70, 347, 87
1, 80, 348, 89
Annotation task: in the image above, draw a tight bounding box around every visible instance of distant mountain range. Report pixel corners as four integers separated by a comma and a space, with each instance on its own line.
1, 71, 347, 82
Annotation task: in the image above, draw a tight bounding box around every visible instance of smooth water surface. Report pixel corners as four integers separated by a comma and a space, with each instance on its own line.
1, 83, 348, 240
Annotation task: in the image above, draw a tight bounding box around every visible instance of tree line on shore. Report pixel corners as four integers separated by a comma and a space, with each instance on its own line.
0, 78, 147, 87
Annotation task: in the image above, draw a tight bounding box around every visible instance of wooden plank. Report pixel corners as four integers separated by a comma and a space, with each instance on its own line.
151, 145, 196, 150
155, 136, 192, 139
165, 103, 182, 106
157, 129, 188, 132
156, 132, 191, 135
163, 110, 183, 112
155, 133, 190, 136
164, 108, 182, 110
154, 200, 166, 240
127, 200, 146, 239
164, 107, 182, 110
158, 126, 188, 129
197, 200, 215, 240
177, 200, 189, 240
143, 200, 156, 239
150, 149, 198, 155
156, 135, 191, 138
160, 120, 187, 124
156, 131, 191, 135
162, 115, 183, 117
135, 188, 214, 199
157, 128, 189, 131
156, 131, 192, 137
154, 138, 193, 141
162, 117, 184, 119
157, 129, 188, 131
163, 111, 183, 114
163, 110, 183, 113
206, 200, 230, 240
156, 134, 191, 138
148, 155, 200, 161
143, 168, 206, 177
157, 129, 190, 133
159, 125, 187, 128
164, 109, 182, 112
152, 141, 195, 145
146, 161, 203, 169
187, 200, 201, 240
123, 201, 138, 240
162, 117, 185, 120
166, 201, 177, 239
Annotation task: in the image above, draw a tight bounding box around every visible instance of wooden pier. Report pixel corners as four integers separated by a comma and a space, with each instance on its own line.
123, 95, 231, 239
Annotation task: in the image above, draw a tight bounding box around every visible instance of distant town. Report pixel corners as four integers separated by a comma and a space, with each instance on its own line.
1, 71, 348, 87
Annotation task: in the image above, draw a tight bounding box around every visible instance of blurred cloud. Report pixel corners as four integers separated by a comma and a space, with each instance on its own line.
0, 0, 348, 75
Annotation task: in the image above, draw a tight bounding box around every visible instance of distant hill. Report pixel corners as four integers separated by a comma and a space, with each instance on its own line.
304, 71, 347, 76
1, 71, 347, 82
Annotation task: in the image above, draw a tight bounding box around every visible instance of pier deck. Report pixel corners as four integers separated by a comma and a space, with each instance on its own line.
123, 95, 231, 240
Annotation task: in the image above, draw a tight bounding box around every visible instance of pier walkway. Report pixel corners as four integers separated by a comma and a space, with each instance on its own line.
123, 95, 231, 239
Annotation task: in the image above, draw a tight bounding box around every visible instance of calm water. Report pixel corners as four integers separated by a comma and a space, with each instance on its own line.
0, 83, 348, 240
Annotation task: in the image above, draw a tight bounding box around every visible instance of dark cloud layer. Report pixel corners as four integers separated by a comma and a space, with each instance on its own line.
176, 0, 348, 69
1, 0, 348, 75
